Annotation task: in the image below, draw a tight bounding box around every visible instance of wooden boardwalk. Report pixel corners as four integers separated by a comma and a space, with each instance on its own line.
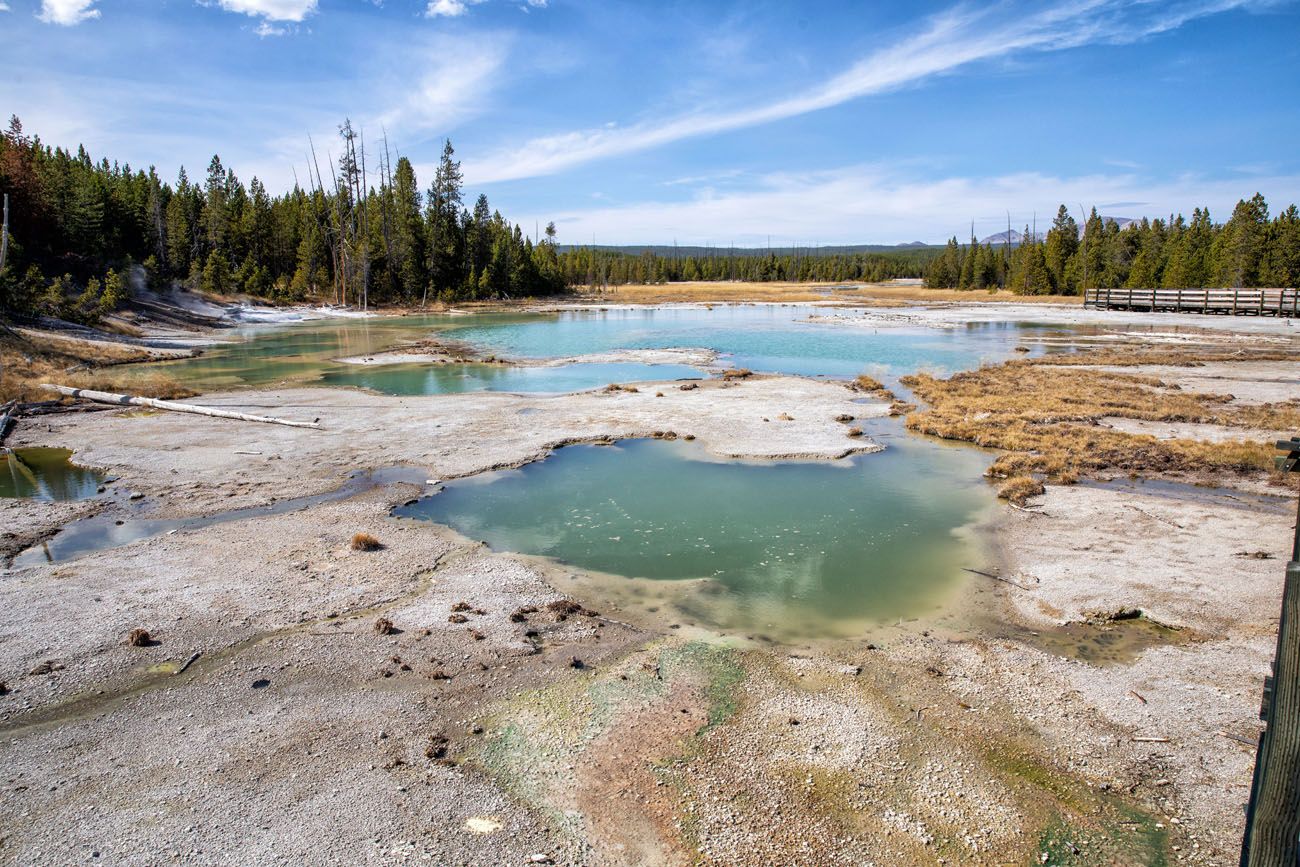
1084, 287, 1300, 317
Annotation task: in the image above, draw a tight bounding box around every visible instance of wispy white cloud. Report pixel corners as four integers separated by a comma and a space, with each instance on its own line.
38, 0, 100, 25
213, 0, 317, 21
464, 0, 1278, 184
0, 3, 11, 12
425, 0, 484, 17
512, 165, 1300, 246
255, 34, 509, 187
375, 36, 509, 139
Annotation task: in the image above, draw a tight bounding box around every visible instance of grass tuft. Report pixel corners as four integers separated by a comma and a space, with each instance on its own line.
351, 532, 382, 551
998, 476, 1045, 505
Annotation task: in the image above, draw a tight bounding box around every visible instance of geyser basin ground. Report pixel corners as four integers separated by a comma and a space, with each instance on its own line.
395, 432, 994, 640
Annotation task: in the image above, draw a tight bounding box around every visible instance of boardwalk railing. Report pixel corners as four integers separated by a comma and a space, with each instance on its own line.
1084, 287, 1300, 317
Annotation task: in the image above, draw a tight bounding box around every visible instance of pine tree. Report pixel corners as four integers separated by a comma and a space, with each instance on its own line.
1044, 205, 1079, 293
1214, 193, 1269, 287
425, 139, 463, 304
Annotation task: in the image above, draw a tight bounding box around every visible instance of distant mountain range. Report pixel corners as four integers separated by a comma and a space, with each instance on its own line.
980, 217, 1135, 247
979, 229, 1043, 246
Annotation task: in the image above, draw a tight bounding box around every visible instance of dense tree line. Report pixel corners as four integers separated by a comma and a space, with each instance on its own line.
0, 116, 565, 323
925, 196, 1300, 294
556, 245, 934, 288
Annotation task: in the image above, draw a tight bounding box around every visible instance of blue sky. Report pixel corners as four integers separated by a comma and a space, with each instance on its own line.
2, 0, 1299, 244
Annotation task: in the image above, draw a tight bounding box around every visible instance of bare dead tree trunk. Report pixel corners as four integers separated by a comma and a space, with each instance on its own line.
380, 129, 396, 301
0, 193, 10, 275
358, 127, 371, 312
309, 136, 339, 305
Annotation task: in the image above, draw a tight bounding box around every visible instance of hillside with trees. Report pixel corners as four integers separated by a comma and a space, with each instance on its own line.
925, 198, 1300, 293
0, 117, 566, 324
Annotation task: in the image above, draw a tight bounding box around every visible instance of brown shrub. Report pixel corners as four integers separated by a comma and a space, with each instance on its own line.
721, 368, 753, 380
450, 601, 473, 612
448, 613, 468, 624
846, 427, 864, 438
373, 617, 396, 636
126, 628, 152, 647
351, 532, 382, 551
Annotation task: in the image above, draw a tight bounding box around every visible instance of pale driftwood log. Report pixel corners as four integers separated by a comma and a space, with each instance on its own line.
0, 399, 16, 445
40, 385, 321, 429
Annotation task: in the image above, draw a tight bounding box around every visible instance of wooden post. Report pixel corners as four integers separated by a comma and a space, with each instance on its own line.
1242, 441, 1300, 865
1242, 559, 1300, 866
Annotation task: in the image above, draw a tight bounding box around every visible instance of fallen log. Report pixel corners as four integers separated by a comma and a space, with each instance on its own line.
40, 384, 321, 429
0, 400, 15, 445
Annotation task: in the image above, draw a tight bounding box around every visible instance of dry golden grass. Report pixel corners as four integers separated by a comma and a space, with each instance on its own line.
351, 532, 382, 551
1, 329, 197, 403
1035, 346, 1299, 368
62, 370, 198, 401
571, 281, 1084, 306
998, 476, 1045, 505
850, 373, 887, 393
902, 352, 1300, 485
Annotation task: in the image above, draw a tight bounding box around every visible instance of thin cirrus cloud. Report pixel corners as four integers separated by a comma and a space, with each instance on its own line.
38, 0, 100, 25
462, 0, 1278, 184
515, 166, 1300, 246
426, 0, 544, 17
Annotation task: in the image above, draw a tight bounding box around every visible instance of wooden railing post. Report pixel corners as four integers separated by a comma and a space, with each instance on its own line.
1242, 559, 1300, 866
1243, 440, 1300, 865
